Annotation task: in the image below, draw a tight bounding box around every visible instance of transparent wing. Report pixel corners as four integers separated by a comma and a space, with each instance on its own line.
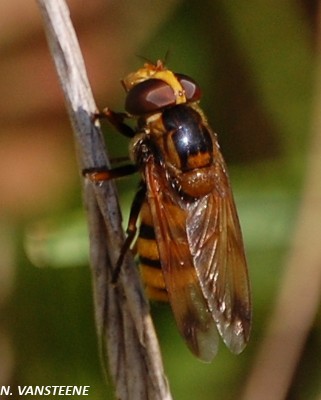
187, 145, 251, 354
144, 138, 251, 358
144, 159, 219, 362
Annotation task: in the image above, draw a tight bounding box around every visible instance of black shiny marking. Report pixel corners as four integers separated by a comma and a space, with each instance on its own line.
139, 256, 162, 269
139, 223, 156, 240
162, 105, 213, 170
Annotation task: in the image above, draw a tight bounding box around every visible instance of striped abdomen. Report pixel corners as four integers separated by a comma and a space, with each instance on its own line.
137, 201, 168, 301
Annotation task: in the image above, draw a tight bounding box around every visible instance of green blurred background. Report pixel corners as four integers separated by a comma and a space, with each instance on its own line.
0, 0, 320, 399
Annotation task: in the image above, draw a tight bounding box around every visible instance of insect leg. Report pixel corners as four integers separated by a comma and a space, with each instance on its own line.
95, 108, 135, 138
87, 108, 143, 280
83, 164, 137, 182
112, 181, 146, 283
84, 107, 137, 180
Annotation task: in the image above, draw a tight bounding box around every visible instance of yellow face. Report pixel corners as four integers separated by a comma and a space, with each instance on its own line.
122, 59, 187, 105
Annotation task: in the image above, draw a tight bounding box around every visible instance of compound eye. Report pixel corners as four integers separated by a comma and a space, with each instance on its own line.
176, 73, 201, 102
125, 79, 176, 115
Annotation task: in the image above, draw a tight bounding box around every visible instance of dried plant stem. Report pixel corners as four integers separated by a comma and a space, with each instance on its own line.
36, 1, 172, 399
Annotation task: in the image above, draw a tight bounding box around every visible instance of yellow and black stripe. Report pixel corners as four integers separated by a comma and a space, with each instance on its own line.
137, 201, 168, 302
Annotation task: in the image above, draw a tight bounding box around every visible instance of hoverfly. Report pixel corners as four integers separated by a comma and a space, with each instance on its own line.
85, 60, 251, 362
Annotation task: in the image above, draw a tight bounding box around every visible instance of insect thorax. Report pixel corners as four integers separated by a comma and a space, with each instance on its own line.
130, 104, 218, 199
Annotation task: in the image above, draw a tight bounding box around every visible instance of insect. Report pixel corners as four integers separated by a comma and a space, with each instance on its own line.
84, 60, 251, 362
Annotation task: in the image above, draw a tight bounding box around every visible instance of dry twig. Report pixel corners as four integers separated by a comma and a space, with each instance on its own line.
36, 1, 172, 399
